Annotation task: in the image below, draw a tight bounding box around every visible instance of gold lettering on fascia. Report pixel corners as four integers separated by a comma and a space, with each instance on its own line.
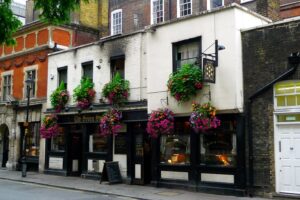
74, 115, 101, 123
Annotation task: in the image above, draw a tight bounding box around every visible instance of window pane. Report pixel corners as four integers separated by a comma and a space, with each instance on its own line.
277, 96, 285, 107
211, 0, 223, 8
25, 122, 40, 156
88, 125, 108, 153
286, 95, 296, 106
179, 0, 191, 17
200, 119, 236, 167
82, 62, 93, 81
26, 70, 36, 98
51, 127, 65, 151
58, 68, 68, 89
175, 40, 199, 70
160, 134, 190, 164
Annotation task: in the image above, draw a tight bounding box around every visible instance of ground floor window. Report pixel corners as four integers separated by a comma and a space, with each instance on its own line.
51, 127, 65, 151
160, 120, 191, 165
200, 119, 237, 167
25, 122, 40, 157
87, 125, 108, 153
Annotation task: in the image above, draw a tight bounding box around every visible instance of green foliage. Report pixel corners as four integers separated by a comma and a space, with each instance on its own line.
34, 0, 89, 25
0, 0, 22, 45
102, 73, 130, 105
73, 77, 95, 101
50, 82, 69, 112
167, 64, 203, 103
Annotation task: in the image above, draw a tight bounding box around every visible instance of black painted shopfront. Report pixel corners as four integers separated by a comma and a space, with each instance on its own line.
150, 114, 246, 195
44, 109, 245, 195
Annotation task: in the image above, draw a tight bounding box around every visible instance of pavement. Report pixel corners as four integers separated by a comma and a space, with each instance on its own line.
0, 169, 267, 200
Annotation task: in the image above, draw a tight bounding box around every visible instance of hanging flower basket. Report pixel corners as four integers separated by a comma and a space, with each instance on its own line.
40, 115, 59, 139
73, 77, 96, 109
50, 82, 69, 112
146, 108, 174, 138
189, 102, 221, 132
99, 109, 122, 136
167, 64, 203, 103
102, 72, 130, 105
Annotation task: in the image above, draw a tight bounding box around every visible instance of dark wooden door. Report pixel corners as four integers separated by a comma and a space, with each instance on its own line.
68, 125, 83, 176
131, 123, 152, 185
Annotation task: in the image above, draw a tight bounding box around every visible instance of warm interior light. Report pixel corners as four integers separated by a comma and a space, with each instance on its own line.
216, 154, 230, 166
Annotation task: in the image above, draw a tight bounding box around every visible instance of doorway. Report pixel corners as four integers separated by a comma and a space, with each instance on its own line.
68, 125, 83, 176
276, 124, 300, 194
131, 122, 152, 185
0, 125, 9, 168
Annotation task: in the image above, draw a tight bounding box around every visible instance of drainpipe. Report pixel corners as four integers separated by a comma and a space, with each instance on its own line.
246, 52, 300, 196
168, 0, 172, 21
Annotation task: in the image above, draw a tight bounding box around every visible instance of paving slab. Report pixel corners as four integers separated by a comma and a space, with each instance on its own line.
0, 169, 267, 200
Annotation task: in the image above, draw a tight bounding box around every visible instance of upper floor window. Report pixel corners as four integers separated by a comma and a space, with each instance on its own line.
177, 0, 192, 18
111, 9, 122, 35
207, 0, 224, 10
58, 67, 67, 89
82, 61, 93, 81
25, 70, 36, 98
111, 56, 125, 79
151, 0, 164, 24
173, 37, 201, 71
2, 74, 12, 101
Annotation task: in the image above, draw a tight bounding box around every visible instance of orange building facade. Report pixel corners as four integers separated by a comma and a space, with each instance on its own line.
0, 21, 99, 171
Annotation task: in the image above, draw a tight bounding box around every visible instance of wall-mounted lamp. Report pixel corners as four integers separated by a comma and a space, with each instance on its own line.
50, 74, 54, 80
96, 65, 101, 70
202, 39, 225, 83
74, 64, 77, 69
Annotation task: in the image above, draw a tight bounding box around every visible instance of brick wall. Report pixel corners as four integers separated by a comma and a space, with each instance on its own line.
108, 0, 266, 35
242, 19, 300, 196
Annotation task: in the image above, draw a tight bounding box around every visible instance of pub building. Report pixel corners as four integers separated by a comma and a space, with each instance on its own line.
45, 5, 269, 195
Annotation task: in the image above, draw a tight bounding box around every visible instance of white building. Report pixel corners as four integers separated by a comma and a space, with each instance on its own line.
45, 4, 269, 194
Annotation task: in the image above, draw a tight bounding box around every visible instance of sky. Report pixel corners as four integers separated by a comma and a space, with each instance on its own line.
13, 0, 26, 5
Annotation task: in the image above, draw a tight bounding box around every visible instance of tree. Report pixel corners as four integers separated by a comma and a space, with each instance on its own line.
34, 0, 89, 25
0, 0, 22, 45
0, 0, 90, 46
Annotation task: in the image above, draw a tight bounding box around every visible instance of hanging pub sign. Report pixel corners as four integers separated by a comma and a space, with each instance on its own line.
203, 58, 216, 83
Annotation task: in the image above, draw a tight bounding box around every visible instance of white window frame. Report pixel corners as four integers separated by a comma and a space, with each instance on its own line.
111, 9, 122, 35
240, 0, 254, 3
23, 65, 38, 99
177, 0, 192, 18
151, 0, 164, 24
1, 70, 13, 102
207, 0, 224, 10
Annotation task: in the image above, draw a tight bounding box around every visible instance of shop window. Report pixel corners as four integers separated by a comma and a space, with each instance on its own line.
173, 37, 201, 71
2, 74, 12, 101
51, 127, 65, 151
111, 56, 125, 79
88, 126, 108, 153
111, 9, 122, 35
58, 67, 67, 89
82, 61, 93, 82
25, 122, 40, 157
177, 0, 192, 17
160, 120, 190, 165
274, 81, 300, 108
200, 119, 236, 167
207, 0, 224, 10
151, 0, 164, 24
